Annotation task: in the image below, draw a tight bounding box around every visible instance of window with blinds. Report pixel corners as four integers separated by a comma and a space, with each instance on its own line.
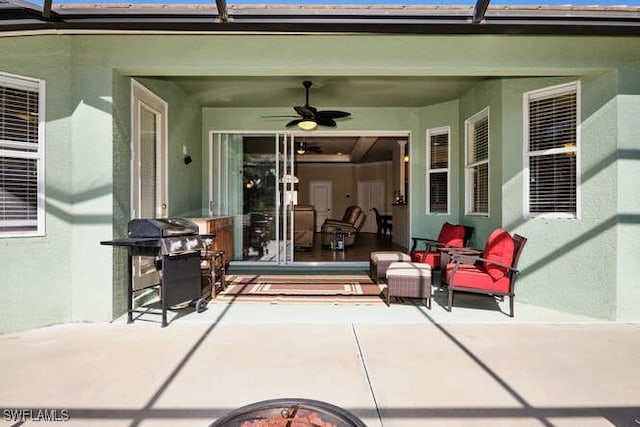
0, 73, 44, 236
525, 82, 579, 219
465, 108, 489, 215
426, 127, 450, 214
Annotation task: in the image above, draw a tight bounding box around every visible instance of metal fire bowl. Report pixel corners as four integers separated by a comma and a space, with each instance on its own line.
210, 398, 366, 427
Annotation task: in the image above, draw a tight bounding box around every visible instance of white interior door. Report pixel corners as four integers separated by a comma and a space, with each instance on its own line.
131, 80, 168, 289
309, 181, 332, 232
358, 180, 385, 233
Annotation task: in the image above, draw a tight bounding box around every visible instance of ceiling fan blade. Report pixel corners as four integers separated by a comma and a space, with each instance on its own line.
316, 117, 337, 127
294, 105, 316, 117
317, 110, 351, 119
286, 119, 303, 127
263, 115, 301, 118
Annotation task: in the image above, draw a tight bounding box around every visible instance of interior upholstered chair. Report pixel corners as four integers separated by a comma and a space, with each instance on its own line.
445, 228, 527, 317
372, 207, 392, 238
320, 205, 366, 247
292, 204, 316, 249
409, 222, 474, 270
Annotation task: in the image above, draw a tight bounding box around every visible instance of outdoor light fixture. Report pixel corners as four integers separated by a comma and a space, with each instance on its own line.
182, 145, 193, 165
298, 120, 317, 131
296, 141, 307, 155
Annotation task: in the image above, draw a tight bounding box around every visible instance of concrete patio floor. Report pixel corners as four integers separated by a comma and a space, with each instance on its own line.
2, 295, 640, 427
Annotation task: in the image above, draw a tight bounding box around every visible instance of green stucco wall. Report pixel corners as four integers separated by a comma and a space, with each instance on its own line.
412, 100, 461, 239
616, 89, 640, 321
1, 33, 639, 332
0, 36, 75, 332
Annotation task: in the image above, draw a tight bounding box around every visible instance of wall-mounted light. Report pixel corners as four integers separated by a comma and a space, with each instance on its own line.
404, 155, 409, 163
183, 145, 192, 165
298, 120, 317, 131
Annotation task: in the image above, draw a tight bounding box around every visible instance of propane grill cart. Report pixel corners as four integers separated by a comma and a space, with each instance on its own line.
101, 218, 208, 327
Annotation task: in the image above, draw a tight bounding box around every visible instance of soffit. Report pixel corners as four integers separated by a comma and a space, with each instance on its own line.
1, 0, 639, 35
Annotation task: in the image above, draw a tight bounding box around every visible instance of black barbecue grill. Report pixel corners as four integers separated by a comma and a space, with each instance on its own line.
101, 217, 208, 327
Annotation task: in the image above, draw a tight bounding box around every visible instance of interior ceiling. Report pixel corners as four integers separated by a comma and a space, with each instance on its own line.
171, 75, 484, 163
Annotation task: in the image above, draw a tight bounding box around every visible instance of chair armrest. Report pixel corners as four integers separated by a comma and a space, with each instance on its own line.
450, 253, 518, 273
323, 219, 350, 227
322, 222, 357, 233
472, 256, 519, 273
450, 253, 482, 265
410, 237, 437, 252
440, 247, 482, 255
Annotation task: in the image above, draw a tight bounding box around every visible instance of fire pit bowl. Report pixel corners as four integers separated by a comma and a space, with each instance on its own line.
210, 398, 366, 427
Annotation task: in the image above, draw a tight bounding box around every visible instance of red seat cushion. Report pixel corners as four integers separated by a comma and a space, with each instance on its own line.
482, 228, 515, 280
438, 222, 465, 247
445, 263, 511, 293
412, 223, 466, 267
410, 250, 440, 267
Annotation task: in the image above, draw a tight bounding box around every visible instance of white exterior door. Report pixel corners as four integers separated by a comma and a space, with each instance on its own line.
131, 80, 168, 289
309, 181, 332, 232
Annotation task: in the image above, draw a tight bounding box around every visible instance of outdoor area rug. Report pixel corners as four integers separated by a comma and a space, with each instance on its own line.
212, 274, 386, 304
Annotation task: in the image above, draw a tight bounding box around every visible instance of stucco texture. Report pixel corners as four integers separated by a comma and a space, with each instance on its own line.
1, 33, 640, 332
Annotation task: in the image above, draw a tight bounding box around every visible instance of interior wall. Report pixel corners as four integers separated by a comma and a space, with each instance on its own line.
296, 163, 355, 221
295, 161, 392, 227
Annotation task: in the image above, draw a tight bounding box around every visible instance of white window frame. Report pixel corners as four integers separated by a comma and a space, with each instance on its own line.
426, 126, 450, 215
465, 107, 490, 216
523, 81, 580, 220
0, 72, 45, 237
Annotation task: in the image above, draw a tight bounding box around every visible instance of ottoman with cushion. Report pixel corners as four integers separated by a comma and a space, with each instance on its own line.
369, 251, 411, 283
385, 262, 432, 308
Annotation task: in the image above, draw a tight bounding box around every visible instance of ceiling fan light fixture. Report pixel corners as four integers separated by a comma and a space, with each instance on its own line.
298, 120, 317, 131
296, 141, 307, 155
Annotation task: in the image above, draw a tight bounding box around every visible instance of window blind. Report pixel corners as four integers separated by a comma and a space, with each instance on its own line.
0, 156, 38, 226
0, 85, 39, 148
428, 128, 449, 214
429, 171, 448, 213
139, 106, 157, 217
0, 73, 42, 235
526, 83, 578, 217
466, 109, 489, 215
430, 132, 448, 169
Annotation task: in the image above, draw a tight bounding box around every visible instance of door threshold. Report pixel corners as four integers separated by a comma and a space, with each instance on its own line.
227, 261, 369, 275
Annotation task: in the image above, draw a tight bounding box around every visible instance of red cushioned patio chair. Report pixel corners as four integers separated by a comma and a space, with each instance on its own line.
409, 222, 474, 270
445, 229, 527, 317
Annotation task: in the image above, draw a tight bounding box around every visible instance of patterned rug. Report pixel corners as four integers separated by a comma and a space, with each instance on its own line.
212, 274, 386, 304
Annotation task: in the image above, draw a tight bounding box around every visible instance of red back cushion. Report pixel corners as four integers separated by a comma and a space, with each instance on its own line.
482, 228, 515, 280
437, 222, 466, 248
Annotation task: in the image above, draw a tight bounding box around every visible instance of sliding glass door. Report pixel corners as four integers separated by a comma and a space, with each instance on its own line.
209, 132, 296, 265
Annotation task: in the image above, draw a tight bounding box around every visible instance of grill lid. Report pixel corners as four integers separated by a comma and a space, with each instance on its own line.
128, 217, 199, 238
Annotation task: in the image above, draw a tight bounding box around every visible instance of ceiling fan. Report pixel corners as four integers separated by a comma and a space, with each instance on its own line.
274, 80, 351, 130
295, 140, 322, 155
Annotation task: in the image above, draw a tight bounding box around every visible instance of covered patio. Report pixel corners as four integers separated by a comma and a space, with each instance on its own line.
1, 302, 639, 426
